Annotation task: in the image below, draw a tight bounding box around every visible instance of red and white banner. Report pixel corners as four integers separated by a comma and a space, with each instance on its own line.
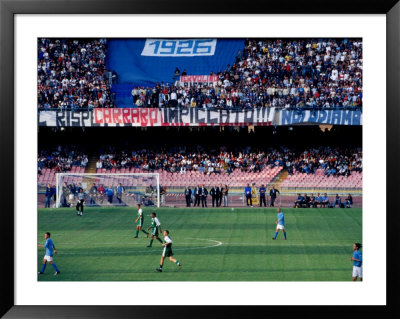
179, 75, 218, 86
93, 107, 274, 126
94, 108, 161, 126
38, 107, 276, 127
38, 108, 362, 127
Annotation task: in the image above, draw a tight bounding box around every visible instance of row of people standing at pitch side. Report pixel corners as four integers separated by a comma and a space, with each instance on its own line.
260, 185, 280, 207
294, 193, 353, 208
44, 183, 57, 208
244, 183, 280, 207
185, 185, 229, 207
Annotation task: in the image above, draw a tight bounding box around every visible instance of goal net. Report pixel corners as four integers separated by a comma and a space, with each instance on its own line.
55, 173, 160, 208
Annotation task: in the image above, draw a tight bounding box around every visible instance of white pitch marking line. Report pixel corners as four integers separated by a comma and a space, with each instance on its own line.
175, 238, 223, 251
50, 238, 223, 256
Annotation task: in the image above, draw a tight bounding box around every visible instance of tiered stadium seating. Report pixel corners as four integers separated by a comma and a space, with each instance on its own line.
96, 166, 283, 187
280, 169, 362, 189
38, 166, 86, 186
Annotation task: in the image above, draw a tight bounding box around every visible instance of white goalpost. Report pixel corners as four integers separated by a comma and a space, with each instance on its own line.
55, 173, 160, 208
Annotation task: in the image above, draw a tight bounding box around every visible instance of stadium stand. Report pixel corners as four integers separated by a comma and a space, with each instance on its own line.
37, 38, 112, 109
280, 169, 362, 190
38, 38, 362, 110
38, 166, 86, 187
37, 146, 88, 186
94, 145, 362, 175
95, 166, 283, 188
122, 39, 362, 109
38, 145, 361, 190
36, 37, 363, 208
37, 139, 362, 207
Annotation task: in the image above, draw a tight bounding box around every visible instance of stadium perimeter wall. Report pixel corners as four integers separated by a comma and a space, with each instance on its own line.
37, 189, 362, 208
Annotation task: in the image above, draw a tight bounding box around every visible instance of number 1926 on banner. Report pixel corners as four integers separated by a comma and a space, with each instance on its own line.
141, 39, 217, 57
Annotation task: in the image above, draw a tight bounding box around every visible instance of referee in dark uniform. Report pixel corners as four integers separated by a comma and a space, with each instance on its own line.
200, 185, 208, 207
194, 185, 201, 207
216, 184, 222, 207
269, 185, 280, 207
184, 186, 192, 207
210, 186, 217, 207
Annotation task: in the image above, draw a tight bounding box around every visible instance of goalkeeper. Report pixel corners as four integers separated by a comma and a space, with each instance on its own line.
76, 188, 86, 216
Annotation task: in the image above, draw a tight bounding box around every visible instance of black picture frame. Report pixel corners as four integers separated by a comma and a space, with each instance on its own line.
1, 0, 398, 317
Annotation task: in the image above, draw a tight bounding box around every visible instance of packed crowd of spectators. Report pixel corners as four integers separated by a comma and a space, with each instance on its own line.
96, 144, 362, 176
129, 38, 363, 110
37, 38, 112, 110
37, 38, 362, 111
38, 145, 88, 175
285, 146, 362, 177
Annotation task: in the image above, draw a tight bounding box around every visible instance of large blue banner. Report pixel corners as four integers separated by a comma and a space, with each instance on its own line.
106, 38, 244, 86
280, 110, 362, 125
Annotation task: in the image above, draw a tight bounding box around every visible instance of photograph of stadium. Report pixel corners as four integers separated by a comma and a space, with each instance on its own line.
37, 38, 362, 281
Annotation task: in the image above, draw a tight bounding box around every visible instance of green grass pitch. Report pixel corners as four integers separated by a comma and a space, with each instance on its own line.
37, 207, 362, 281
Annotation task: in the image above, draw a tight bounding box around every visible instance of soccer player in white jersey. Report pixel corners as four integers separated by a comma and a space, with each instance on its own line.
156, 230, 182, 272
147, 212, 163, 247
134, 204, 149, 238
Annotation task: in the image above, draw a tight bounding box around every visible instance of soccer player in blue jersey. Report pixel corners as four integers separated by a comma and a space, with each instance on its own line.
350, 243, 362, 281
38, 232, 60, 275
272, 208, 287, 240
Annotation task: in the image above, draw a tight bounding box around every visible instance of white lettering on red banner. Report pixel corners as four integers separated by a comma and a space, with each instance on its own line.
38, 108, 277, 127
37, 108, 362, 127
180, 75, 218, 83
